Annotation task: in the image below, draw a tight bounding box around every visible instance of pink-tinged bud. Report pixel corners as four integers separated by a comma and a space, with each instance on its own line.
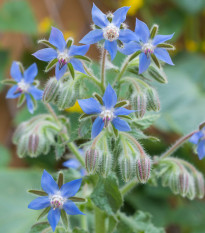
178, 172, 189, 197
195, 172, 205, 199
119, 157, 134, 182
169, 173, 180, 195
135, 155, 151, 183
146, 87, 160, 112
28, 134, 39, 155
43, 77, 60, 103
186, 177, 196, 200
98, 152, 112, 177
85, 148, 99, 174
131, 93, 147, 118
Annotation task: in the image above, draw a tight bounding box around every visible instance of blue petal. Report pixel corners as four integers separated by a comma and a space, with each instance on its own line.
70, 59, 85, 74
6, 85, 20, 99
197, 140, 205, 160
24, 63, 38, 83
112, 7, 130, 27
69, 45, 90, 56
189, 131, 204, 144
154, 48, 174, 65
114, 107, 135, 116
63, 201, 85, 215
80, 169, 86, 176
28, 196, 50, 210
92, 3, 109, 28
139, 53, 151, 74
119, 41, 141, 55
135, 18, 150, 43
47, 208, 61, 232
119, 29, 137, 43
103, 84, 117, 109
25, 94, 34, 114
60, 178, 82, 198
49, 27, 66, 52
10, 61, 22, 82
32, 48, 57, 62
55, 62, 67, 80
78, 98, 101, 114
29, 86, 43, 100
80, 30, 104, 45
152, 33, 174, 46
41, 170, 59, 195
112, 117, 131, 131
63, 159, 80, 169
91, 116, 104, 138
104, 40, 117, 60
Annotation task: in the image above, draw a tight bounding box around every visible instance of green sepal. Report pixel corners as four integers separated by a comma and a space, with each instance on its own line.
73, 55, 91, 63
17, 94, 25, 107
129, 51, 141, 62
32, 80, 40, 87
66, 37, 74, 48
150, 24, 158, 39
17, 62, 24, 73
93, 93, 103, 105
45, 58, 58, 72
199, 122, 205, 130
118, 115, 132, 120
67, 63, 75, 79
94, 25, 101, 29
29, 94, 37, 110
157, 43, 175, 50
37, 207, 51, 221
114, 100, 129, 108
112, 124, 119, 138
79, 113, 94, 121
61, 209, 69, 230
1, 79, 17, 86
117, 40, 124, 48
28, 190, 47, 196
38, 39, 57, 50
69, 197, 86, 202
57, 171, 64, 188
151, 53, 160, 68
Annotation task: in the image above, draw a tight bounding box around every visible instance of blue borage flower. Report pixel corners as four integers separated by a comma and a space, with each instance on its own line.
189, 127, 205, 160
28, 170, 84, 232
80, 3, 136, 60
78, 84, 134, 138
63, 149, 86, 176
120, 18, 174, 73
33, 27, 89, 80
6, 62, 43, 114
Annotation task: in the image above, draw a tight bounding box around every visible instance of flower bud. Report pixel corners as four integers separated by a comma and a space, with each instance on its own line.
131, 92, 147, 118
28, 134, 39, 155
98, 152, 112, 177
119, 157, 134, 182
186, 177, 196, 200
178, 171, 189, 197
195, 172, 205, 199
146, 87, 160, 112
135, 155, 151, 183
43, 77, 60, 103
57, 84, 75, 110
85, 148, 99, 174
169, 173, 180, 194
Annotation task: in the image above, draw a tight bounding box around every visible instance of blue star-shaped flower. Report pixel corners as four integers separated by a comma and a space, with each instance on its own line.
33, 27, 89, 80
28, 170, 84, 232
80, 4, 136, 60
120, 18, 174, 73
78, 84, 134, 138
6, 62, 43, 114
189, 128, 205, 160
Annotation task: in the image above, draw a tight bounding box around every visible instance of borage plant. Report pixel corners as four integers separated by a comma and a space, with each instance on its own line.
2, 3, 205, 233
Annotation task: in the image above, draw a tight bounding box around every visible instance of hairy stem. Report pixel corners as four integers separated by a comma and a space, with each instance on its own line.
113, 57, 130, 86
160, 130, 198, 159
101, 48, 107, 88
95, 206, 106, 233
120, 178, 138, 196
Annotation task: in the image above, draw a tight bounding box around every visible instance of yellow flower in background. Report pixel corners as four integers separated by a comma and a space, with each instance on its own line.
185, 40, 198, 52
201, 41, 205, 53
65, 101, 83, 113
63, 30, 75, 40
121, 0, 143, 16
38, 17, 53, 34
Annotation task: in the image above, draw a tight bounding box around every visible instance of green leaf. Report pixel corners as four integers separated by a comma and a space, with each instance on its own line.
29, 222, 51, 233
67, 63, 75, 79
38, 40, 57, 50
17, 94, 26, 108
0, 145, 11, 167
78, 118, 92, 139
131, 115, 160, 130
0, 0, 37, 34
73, 55, 91, 63
45, 58, 58, 72
61, 209, 68, 230
91, 174, 123, 215
130, 130, 160, 142
55, 142, 66, 160
108, 215, 118, 233
72, 228, 88, 233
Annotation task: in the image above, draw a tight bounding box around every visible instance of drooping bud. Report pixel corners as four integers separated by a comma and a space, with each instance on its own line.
169, 173, 180, 194
135, 155, 151, 183
119, 156, 134, 182
195, 172, 205, 199
146, 87, 160, 112
186, 176, 196, 200
28, 134, 40, 155
131, 92, 147, 118
43, 77, 60, 103
178, 171, 189, 197
148, 66, 168, 84
85, 148, 99, 174
98, 152, 113, 177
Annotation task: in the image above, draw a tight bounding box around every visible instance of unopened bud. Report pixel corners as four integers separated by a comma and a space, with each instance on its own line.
148, 66, 168, 84
169, 173, 180, 194
43, 77, 60, 103
178, 172, 189, 197
28, 134, 39, 155
135, 155, 151, 183
57, 84, 75, 110
119, 157, 134, 182
98, 152, 112, 177
195, 172, 205, 199
85, 148, 99, 174
186, 177, 196, 200
131, 92, 147, 118
146, 87, 160, 112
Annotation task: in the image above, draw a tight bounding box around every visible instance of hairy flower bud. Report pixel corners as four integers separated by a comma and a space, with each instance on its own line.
195, 172, 205, 199
85, 148, 99, 174
57, 85, 75, 110
186, 176, 196, 200
131, 92, 147, 118
135, 155, 151, 183
169, 173, 180, 194
98, 152, 112, 177
43, 77, 60, 103
146, 87, 160, 112
119, 157, 134, 182
28, 134, 40, 155
178, 171, 189, 197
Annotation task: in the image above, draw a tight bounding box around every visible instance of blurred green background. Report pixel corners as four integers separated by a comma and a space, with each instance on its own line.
0, 0, 205, 232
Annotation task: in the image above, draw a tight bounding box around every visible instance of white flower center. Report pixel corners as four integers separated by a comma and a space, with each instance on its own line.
103, 24, 119, 42
100, 109, 114, 127
57, 51, 70, 69
142, 42, 155, 56
18, 80, 30, 93
50, 194, 65, 209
